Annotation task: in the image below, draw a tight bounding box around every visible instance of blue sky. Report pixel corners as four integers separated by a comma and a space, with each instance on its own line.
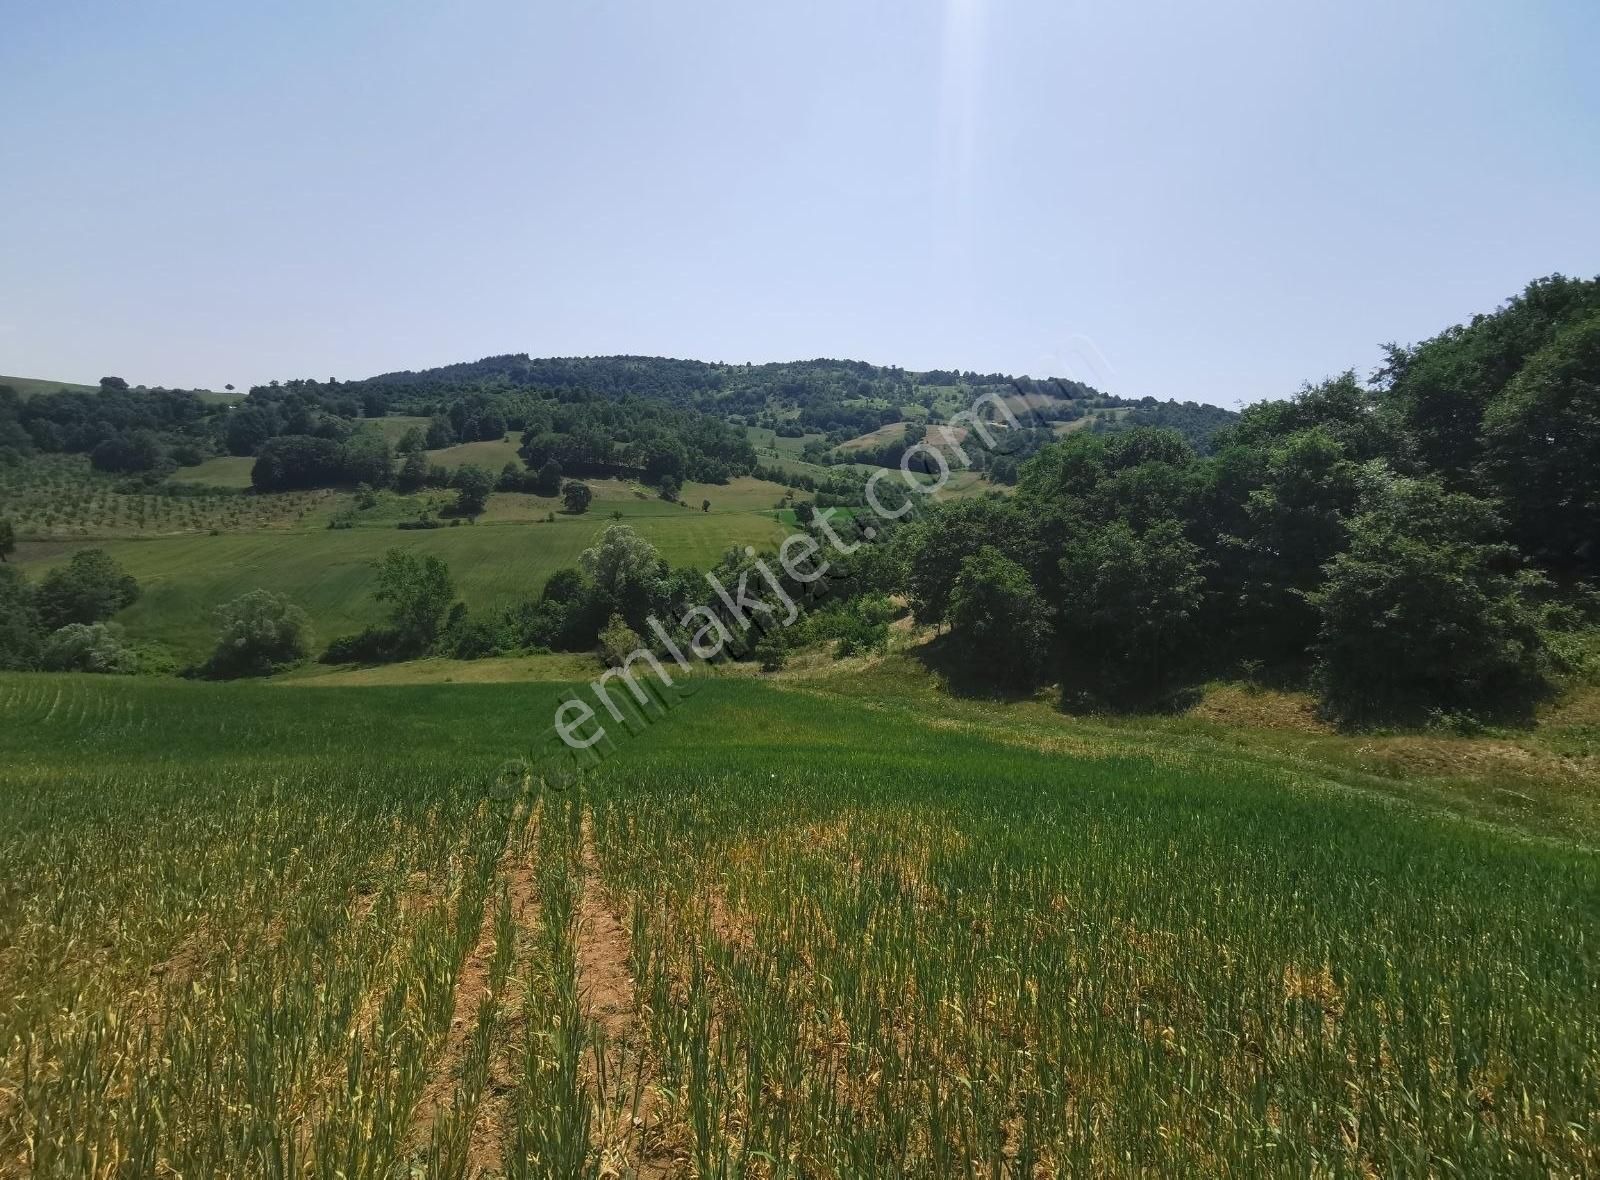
2, 0, 1596, 407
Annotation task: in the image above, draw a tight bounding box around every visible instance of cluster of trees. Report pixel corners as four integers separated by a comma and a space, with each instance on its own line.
1100, 398, 1240, 454
886, 275, 1599, 724
0, 548, 154, 673
2, 379, 220, 479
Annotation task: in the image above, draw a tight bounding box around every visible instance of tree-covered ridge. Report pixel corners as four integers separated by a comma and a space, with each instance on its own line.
1, 346, 1241, 495
888, 273, 1600, 724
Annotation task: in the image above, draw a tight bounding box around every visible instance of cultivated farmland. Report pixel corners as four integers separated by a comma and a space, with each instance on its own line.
1, 673, 1595, 1176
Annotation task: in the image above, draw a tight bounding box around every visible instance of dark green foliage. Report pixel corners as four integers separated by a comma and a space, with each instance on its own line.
452, 464, 496, 517
562, 481, 593, 514
90, 429, 170, 475
1309, 478, 1558, 726
425, 415, 456, 448
251, 435, 343, 491
1383, 274, 1600, 477
904, 497, 1030, 625
754, 628, 789, 671
533, 459, 563, 496
0, 566, 42, 670
1481, 313, 1600, 572
0, 518, 13, 563
0, 388, 35, 465
225, 406, 278, 455
1057, 520, 1206, 706
946, 546, 1051, 688
35, 549, 141, 632
1215, 427, 1364, 665
337, 430, 394, 489
396, 449, 429, 492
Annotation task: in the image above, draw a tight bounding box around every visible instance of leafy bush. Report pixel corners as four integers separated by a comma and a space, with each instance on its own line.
754, 628, 789, 671
204, 591, 313, 679
40, 623, 143, 674
598, 612, 643, 666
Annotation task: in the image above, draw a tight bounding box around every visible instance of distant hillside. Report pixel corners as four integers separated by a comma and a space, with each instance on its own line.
1, 375, 240, 405
0, 375, 102, 399
324, 354, 1239, 455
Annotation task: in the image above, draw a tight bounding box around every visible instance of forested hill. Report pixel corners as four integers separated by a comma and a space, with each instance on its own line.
327, 354, 1237, 451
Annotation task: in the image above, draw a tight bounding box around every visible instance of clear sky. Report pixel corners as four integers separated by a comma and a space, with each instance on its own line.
2, 1, 1596, 407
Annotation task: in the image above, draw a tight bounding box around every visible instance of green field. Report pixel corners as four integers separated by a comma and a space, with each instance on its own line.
0, 374, 101, 398
168, 453, 257, 487
0, 669, 1595, 1175
424, 437, 526, 470
13, 507, 789, 660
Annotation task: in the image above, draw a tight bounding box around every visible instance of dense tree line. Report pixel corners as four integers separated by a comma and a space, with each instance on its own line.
886, 275, 1599, 725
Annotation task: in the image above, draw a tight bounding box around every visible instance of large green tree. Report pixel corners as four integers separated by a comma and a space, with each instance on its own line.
373, 549, 456, 653
1309, 477, 1558, 726
579, 525, 666, 630
0, 566, 42, 670
562, 481, 593, 514
1057, 520, 1206, 704
453, 464, 496, 517
946, 546, 1052, 689
1481, 313, 1600, 572
35, 550, 141, 632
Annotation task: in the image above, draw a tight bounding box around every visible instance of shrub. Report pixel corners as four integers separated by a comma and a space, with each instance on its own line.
598, 612, 643, 666
754, 628, 789, 671
205, 590, 313, 679
40, 623, 142, 674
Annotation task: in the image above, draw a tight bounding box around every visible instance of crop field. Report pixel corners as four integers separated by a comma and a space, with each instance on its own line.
0, 672, 1595, 1176
1, 456, 332, 539
12, 509, 790, 661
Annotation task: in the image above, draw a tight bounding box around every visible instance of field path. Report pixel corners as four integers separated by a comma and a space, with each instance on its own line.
578, 815, 677, 1178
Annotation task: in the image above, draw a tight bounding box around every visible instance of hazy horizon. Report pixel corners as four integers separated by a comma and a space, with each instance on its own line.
4, 0, 1597, 408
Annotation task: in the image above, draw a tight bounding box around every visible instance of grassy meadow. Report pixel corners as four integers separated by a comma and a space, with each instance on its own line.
12, 506, 788, 661
0, 669, 1595, 1176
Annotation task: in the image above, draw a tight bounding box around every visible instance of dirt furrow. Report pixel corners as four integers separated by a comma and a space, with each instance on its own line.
578, 815, 677, 1178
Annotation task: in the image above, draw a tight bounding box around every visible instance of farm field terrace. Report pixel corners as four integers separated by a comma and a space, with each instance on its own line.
0, 672, 1596, 1176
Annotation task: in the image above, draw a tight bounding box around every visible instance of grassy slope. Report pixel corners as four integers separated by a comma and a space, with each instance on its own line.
1, 375, 238, 403
168, 454, 257, 487
0, 375, 101, 398
13, 503, 787, 661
